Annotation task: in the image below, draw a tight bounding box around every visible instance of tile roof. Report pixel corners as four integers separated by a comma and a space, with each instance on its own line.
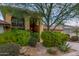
0, 20, 10, 25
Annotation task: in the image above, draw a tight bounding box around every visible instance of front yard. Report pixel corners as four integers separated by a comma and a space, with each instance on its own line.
20, 42, 76, 56
0, 29, 78, 56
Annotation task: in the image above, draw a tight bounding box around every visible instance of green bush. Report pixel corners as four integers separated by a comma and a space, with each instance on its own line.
53, 32, 69, 47
0, 29, 30, 46
58, 43, 70, 52
41, 31, 54, 47
12, 29, 30, 46
28, 32, 39, 47
41, 31, 69, 51
0, 32, 15, 44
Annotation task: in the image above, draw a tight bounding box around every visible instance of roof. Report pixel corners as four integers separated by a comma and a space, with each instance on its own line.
63, 24, 79, 29
0, 20, 10, 25
43, 24, 63, 30
0, 5, 42, 18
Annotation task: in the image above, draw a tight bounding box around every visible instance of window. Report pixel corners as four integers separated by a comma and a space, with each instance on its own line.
11, 17, 25, 30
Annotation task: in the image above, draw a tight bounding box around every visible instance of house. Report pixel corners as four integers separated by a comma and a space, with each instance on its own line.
63, 25, 79, 37
0, 20, 10, 33
42, 23, 78, 37
43, 24, 63, 32
0, 5, 42, 33
0, 5, 77, 37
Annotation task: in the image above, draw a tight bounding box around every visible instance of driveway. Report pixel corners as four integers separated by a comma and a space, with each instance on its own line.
63, 42, 79, 56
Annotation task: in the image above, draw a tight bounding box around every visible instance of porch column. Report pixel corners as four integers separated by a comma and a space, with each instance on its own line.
24, 16, 30, 30
5, 13, 12, 24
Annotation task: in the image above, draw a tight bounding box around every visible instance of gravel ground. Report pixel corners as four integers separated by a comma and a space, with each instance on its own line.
20, 42, 79, 56
20, 43, 50, 56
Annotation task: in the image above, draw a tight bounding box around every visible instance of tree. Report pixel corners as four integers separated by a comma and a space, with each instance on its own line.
13, 3, 78, 31
23, 3, 77, 30
0, 3, 78, 31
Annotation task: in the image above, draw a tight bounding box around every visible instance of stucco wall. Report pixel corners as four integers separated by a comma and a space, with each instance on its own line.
5, 13, 12, 24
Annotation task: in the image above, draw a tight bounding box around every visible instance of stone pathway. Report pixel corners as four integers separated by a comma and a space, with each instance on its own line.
63, 42, 79, 56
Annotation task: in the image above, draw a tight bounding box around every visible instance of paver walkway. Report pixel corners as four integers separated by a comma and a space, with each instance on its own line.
63, 42, 79, 56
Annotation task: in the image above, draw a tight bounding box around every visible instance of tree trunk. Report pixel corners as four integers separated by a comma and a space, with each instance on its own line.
47, 25, 50, 31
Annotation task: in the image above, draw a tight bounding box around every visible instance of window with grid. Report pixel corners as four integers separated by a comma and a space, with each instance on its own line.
11, 17, 25, 29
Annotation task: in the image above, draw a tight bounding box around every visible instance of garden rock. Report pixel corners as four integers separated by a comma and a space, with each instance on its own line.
0, 43, 21, 56
47, 47, 61, 55
70, 36, 79, 41
20, 43, 48, 56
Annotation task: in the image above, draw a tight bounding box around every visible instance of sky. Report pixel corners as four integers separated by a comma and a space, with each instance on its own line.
0, 11, 4, 20
65, 18, 79, 26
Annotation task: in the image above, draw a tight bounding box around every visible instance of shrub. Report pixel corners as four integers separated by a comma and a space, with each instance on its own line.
41, 31, 69, 51
0, 29, 30, 46
28, 32, 39, 47
0, 32, 15, 44
41, 31, 54, 47
65, 34, 70, 39
13, 29, 30, 46
70, 36, 78, 41
54, 32, 69, 47
58, 43, 70, 52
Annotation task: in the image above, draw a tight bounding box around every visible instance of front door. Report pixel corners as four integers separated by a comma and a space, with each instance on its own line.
30, 18, 40, 32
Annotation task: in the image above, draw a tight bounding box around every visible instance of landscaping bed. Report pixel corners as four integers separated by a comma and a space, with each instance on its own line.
0, 42, 76, 56
19, 42, 76, 56
0, 30, 73, 56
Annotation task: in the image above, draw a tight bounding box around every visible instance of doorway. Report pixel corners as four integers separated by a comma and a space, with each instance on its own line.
30, 17, 40, 32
